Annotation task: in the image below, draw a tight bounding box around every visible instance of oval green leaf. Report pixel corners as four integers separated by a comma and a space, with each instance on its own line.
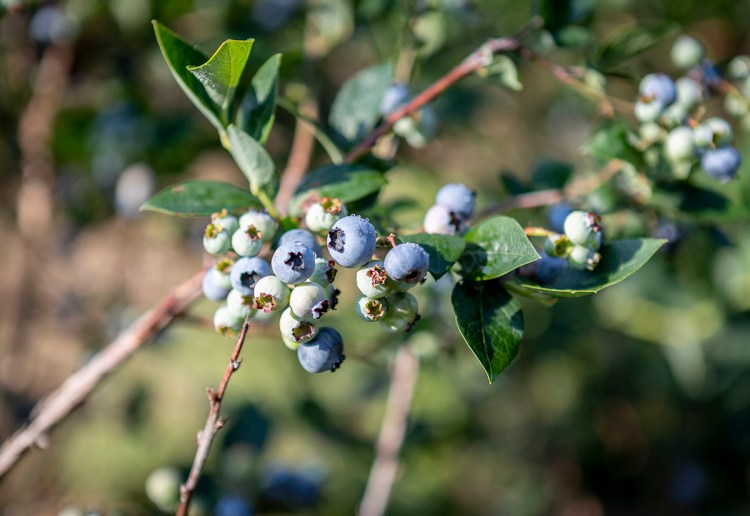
329, 62, 392, 144
400, 233, 466, 280
452, 280, 524, 383
459, 216, 540, 281
510, 238, 667, 298
140, 180, 261, 217
227, 125, 276, 193
236, 53, 281, 144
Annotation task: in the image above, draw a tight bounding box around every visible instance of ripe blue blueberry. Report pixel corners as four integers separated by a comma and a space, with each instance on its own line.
203, 223, 231, 255
567, 245, 601, 271
563, 210, 602, 250
423, 204, 465, 235
289, 282, 329, 320
701, 146, 741, 183
279, 307, 317, 344
547, 202, 573, 234
639, 73, 677, 108
279, 228, 322, 257
253, 275, 290, 313
239, 210, 277, 243
356, 295, 387, 322
230, 257, 272, 296
356, 260, 392, 299
272, 242, 316, 284
305, 197, 348, 233
215, 495, 252, 516
296, 327, 345, 373
435, 183, 476, 219
534, 253, 568, 283
214, 306, 244, 335
384, 243, 430, 284
327, 215, 377, 268
226, 288, 257, 319
231, 225, 264, 257
203, 266, 231, 301
380, 83, 411, 116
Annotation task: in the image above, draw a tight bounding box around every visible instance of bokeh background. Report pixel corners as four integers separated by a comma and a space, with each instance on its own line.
1, 0, 750, 514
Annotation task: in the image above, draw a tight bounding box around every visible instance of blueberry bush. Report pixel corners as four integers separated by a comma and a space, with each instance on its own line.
2, 1, 750, 514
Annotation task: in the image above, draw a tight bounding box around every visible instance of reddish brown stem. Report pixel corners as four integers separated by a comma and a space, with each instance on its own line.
177, 314, 253, 515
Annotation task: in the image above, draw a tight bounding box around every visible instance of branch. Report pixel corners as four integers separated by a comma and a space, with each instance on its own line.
344, 18, 544, 163
359, 347, 420, 516
177, 313, 253, 515
0, 269, 205, 479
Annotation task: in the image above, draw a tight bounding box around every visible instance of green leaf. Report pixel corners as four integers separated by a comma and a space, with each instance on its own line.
329, 62, 392, 144
140, 180, 261, 217
459, 216, 540, 281
452, 280, 523, 383
227, 125, 276, 193
187, 39, 254, 123
596, 22, 678, 71
584, 121, 643, 166
289, 164, 386, 216
510, 238, 667, 298
152, 21, 222, 131
400, 234, 466, 280
479, 55, 522, 91
237, 53, 281, 144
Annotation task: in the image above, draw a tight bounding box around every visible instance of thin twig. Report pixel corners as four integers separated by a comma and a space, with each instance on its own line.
345, 18, 544, 163
359, 347, 420, 516
177, 314, 253, 515
0, 270, 205, 479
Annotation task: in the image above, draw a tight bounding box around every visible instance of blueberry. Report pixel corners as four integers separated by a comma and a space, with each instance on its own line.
279, 307, 317, 344
671, 35, 704, 70
145, 467, 181, 511
296, 327, 345, 373
226, 288, 257, 319
232, 225, 264, 257
665, 126, 695, 162
701, 146, 741, 183
215, 495, 253, 516
379, 292, 419, 333
212, 209, 239, 235
384, 243, 430, 284
435, 183, 476, 219
214, 306, 245, 335
304, 197, 348, 233
326, 215, 377, 268
289, 282, 329, 320
543, 234, 572, 257
272, 242, 316, 284
639, 73, 677, 107
534, 253, 568, 283
356, 260, 392, 299
675, 77, 702, 109
203, 267, 231, 301
253, 275, 290, 313
203, 223, 231, 255
693, 117, 733, 149
563, 210, 602, 250
356, 295, 387, 322
423, 204, 465, 235
394, 105, 438, 148
308, 257, 337, 287
567, 245, 601, 271
547, 202, 573, 234
239, 210, 277, 243
279, 228, 322, 257
380, 83, 411, 116
728, 55, 750, 80
230, 257, 272, 296
634, 99, 664, 123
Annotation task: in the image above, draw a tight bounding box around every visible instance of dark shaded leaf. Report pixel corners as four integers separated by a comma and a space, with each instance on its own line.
596, 22, 678, 71
329, 62, 392, 144
401, 233, 466, 280
236, 53, 281, 144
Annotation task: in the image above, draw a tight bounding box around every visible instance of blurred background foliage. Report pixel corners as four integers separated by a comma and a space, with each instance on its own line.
1, 0, 750, 514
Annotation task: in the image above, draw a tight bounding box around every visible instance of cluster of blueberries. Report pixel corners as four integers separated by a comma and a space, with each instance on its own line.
200, 191, 448, 373
522, 209, 605, 284
633, 35, 744, 183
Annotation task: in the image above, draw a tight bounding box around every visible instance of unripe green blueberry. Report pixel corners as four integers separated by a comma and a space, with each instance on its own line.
356, 260, 392, 299
231, 225, 264, 257
305, 197, 348, 233
675, 77, 702, 109
253, 275, 290, 313
211, 209, 239, 235
665, 126, 696, 162
671, 35, 704, 70
694, 117, 734, 149
728, 55, 750, 80
544, 234, 572, 257
203, 223, 231, 255
356, 295, 387, 322
635, 100, 664, 123
563, 210, 602, 250
226, 288, 257, 319
724, 94, 749, 118
639, 122, 665, 143
239, 210, 277, 242
289, 281, 329, 320
308, 257, 337, 287
145, 467, 181, 511
212, 259, 234, 289
214, 306, 244, 335
281, 335, 299, 351
567, 245, 601, 271
379, 292, 419, 333
279, 307, 317, 343
660, 102, 688, 127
